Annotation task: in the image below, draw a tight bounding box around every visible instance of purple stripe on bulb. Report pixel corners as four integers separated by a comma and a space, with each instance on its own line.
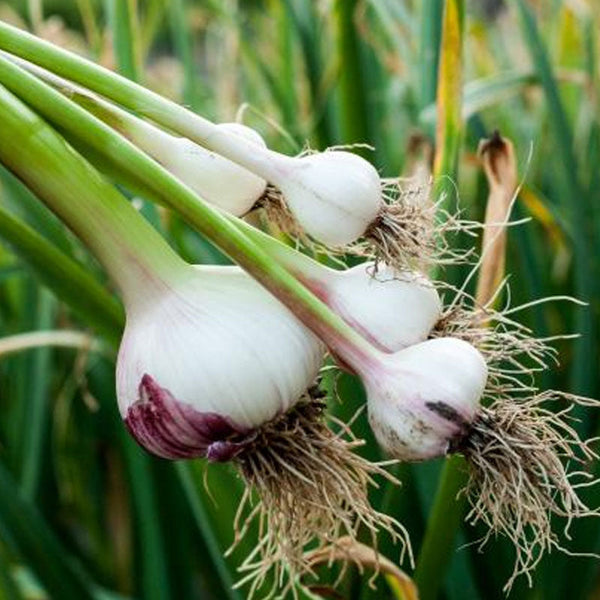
124, 374, 251, 461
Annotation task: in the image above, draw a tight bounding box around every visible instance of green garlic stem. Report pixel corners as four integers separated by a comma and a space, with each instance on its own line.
0, 49, 383, 372
6, 60, 323, 285
0, 82, 184, 310
0, 21, 291, 184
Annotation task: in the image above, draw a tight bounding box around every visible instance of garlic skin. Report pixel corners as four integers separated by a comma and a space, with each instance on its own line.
320, 263, 442, 351
365, 338, 488, 461
276, 151, 382, 247
118, 265, 324, 459
135, 122, 267, 216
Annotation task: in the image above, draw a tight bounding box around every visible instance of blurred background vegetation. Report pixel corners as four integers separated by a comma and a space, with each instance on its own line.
0, 0, 598, 598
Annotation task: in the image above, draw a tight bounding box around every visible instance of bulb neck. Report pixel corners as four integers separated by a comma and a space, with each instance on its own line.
161, 108, 297, 185
0, 83, 186, 311
104, 99, 179, 167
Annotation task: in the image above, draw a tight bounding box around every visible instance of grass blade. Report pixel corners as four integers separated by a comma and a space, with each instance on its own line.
432, 0, 465, 189
418, 0, 444, 114
414, 455, 467, 600
283, 0, 336, 146
0, 204, 123, 343
119, 433, 171, 600
335, 0, 371, 148
176, 463, 242, 600
105, 0, 141, 82
414, 4, 467, 598
0, 547, 23, 600
17, 287, 55, 500
420, 71, 538, 126
511, 0, 596, 398
167, 0, 200, 110
0, 462, 95, 600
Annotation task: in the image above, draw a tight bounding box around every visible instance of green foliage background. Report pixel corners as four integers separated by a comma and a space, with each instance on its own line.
0, 0, 598, 599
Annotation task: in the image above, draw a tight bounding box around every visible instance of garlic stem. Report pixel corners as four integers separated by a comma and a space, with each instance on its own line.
0, 22, 285, 180
23, 54, 436, 352
0, 55, 372, 297
0, 22, 382, 247
0, 83, 185, 309
0, 53, 383, 370
0, 59, 303, 271
6, 57, 267, 217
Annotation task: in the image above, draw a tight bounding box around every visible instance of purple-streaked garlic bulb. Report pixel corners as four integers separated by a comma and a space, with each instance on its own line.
117, 265, 323, 460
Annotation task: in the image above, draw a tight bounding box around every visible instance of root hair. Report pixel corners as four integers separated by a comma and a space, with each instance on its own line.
252, 175, 480, 271
436, 284, 599, 590
433, 284, 562, 396
361, 177, 478, 271
229, 394, 411, 599
460, 393, 600, 591
253, 184, 308, 244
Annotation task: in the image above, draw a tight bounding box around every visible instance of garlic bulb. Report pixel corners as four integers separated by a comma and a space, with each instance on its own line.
120, 261, 444, 460
118, 265, 323, 460
120, 106, 383, 246
364, 337, 488, 461
273, 151, 382, 246
127, 121, 267, 216
316, 263, 441, 351
131, 113, 382, 245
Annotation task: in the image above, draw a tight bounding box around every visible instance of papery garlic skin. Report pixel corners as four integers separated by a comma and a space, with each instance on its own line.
133, 122, 267, 216
276, 151, 382, 247
117, 265, 324, 459
321, 263, 442, 351
365, 337, 488, 461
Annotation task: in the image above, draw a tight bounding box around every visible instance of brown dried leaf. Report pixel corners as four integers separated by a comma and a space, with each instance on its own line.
304, 536, 419, 600
476, 131, 518, 306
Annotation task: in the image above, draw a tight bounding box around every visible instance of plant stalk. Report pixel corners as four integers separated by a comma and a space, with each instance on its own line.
0, 82, 184, 309
0, 21, 293, 185
5, 57, 338, 288
0, 54, 383, 373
